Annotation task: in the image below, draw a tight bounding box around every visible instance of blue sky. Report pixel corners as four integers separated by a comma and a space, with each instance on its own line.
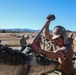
0, 0, 76, 31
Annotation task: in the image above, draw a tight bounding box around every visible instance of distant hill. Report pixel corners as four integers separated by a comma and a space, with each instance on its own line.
0, 28, 75, 33
7, 28, 40, 32
0, 28, 52, 33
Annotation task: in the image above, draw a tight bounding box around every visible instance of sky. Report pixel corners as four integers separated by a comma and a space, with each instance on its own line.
0, 0, 76, 31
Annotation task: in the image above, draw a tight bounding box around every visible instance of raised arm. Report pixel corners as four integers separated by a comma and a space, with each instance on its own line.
44, 20, 53, 41
33, 14, 55, 42
44, 14, 55, 41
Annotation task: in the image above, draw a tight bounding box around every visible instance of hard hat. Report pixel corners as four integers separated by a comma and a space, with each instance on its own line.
52, 26, 66, 39
52, 26, 70, 45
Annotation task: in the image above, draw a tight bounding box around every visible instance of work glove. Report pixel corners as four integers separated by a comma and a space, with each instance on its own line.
29, 42, 39, 53
46, 14, 55, 21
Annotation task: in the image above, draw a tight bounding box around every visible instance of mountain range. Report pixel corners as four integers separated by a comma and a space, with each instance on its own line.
0, 28, 75, 33
0, 28, 52, 33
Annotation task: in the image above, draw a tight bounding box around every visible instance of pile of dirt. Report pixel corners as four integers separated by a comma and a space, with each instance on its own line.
0, 44, 28, 65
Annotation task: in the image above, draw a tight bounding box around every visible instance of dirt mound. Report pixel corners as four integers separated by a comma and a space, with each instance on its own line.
0, 45, 27, 65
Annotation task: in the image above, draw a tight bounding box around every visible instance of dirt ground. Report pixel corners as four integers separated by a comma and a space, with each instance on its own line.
0, 33, 76, 75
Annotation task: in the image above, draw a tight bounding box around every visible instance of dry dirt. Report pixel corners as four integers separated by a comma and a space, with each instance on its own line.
0, 33, 76, 75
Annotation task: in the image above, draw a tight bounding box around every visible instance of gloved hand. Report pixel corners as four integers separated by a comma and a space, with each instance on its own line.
46, 14, 55, 21
29, 42, 39, 53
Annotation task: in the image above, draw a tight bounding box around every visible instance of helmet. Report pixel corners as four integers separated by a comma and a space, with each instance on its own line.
52, 26, 69, 45
52, 26, 66, 39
